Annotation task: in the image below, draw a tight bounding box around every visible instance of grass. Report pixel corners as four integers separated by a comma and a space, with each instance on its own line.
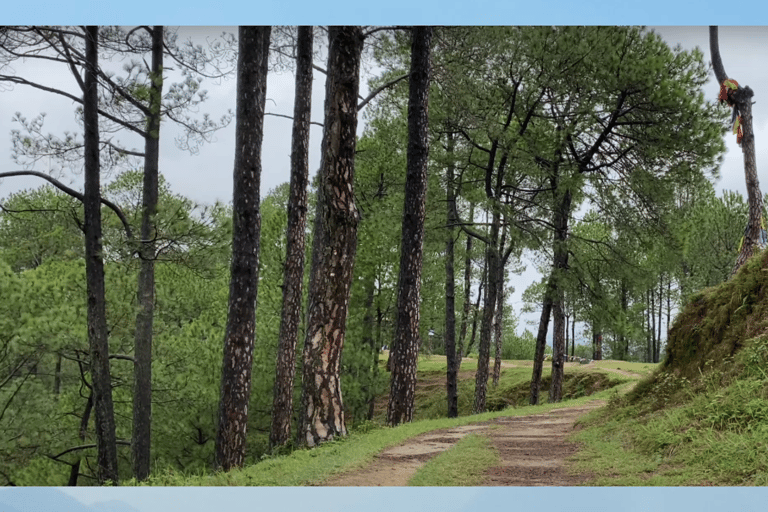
565, 250, 768, 486
588, 360, 657, 376
137, 388, 621, 486
408, 433, 499, 486
131, 352, 647, 486
568, 377, 768, 485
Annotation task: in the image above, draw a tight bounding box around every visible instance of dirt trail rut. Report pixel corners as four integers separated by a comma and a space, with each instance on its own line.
324, 401, 605, 486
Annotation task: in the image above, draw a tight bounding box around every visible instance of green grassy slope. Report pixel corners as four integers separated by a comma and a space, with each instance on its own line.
569, 250, 768, 485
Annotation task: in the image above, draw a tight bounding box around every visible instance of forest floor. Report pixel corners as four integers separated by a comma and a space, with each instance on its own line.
326, 361, 645, 486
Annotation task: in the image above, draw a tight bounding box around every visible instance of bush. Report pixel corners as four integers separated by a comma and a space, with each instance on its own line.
501, 329, 538, 360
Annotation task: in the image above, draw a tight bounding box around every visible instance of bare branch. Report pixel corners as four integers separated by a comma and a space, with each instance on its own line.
49, 440, 132, 460
265, 111, 323, 128
357, 73, 409, 111
0, 170, 133, 240
709, 26, 728, 86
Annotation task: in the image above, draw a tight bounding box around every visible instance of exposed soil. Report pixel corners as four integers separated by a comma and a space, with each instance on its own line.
324, 400, 605, 486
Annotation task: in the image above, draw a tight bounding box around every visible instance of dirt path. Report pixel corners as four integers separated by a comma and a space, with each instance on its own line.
324, 400, 605, 486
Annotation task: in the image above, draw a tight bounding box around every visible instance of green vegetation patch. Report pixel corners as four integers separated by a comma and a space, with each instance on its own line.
408, 433, 499, 486
664, 249, 768, 382
570, 254, 768, 485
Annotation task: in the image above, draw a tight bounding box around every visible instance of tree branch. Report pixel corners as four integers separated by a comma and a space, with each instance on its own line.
0, 75, 148, 138
49, 440, 132, 460
0, 170, 133, 240
109, 354, 135, 362
357, 73, 409, 111
265, 111, 323, 127
709, 26, 728, 86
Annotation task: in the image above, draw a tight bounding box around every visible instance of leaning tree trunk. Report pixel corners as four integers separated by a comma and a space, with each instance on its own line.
67, 391, 93, 487
298, 26, 363, 447
82, 25, 119, 485
214, 26, 270, 472
457, 201, 475, 364
473, 208, 500, 414
530, 275, 553, 406
466, 257, 486, 357
710, 27, 764, 274
531, 179, 571, 404
387, 26, 432, 427
132, 24, 163, 482
270, 25, 313, 450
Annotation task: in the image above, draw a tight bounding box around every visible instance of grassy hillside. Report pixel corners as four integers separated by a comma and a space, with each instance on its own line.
569, 251, 768, 485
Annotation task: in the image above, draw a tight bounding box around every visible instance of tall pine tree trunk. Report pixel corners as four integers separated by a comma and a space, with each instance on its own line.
530, 275, 554, 406
473, 208, 500, 414
549, 297, 566, 402
387, 26, 432, 427
215, 26, 270, 471
656, 276, 663, 363
492, 222, 507, 387
466, 257, 485, 357
132, 25, 163, 482
83, 25, 119, 485
270, 25, 313, 450
564, 310, 570, 359
362, 273, 379, 421
457, 201, 475, 364
299, 26, 363, 447
650, 286, 656, 364
531, 180, 571, 405
646, 289, 653, 363
444, 131, 459, 418
572, 310, 576, 360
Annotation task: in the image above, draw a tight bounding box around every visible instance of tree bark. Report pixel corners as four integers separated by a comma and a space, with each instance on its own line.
457, 201, 475, 364
270, 25, 313, 450
132, 25, 163, 482
549, 298, 565, 402
492, 221, 507, 387
646, 289, 653, 363
619, 279, 628, 360
214, 26, 270, 471
299, 26, 363, 447
656, 276, 663, 363
710, 27, 764, 274
564, 310, 570, 359
466, 257, 485, 357
473, 208, 500, 414
67, 391, 93, 487
387, 26, 432, 427
530, 274, 553, 405
83, 25, 119, 486
531, 183, 571, 405
444, 131, 458, 418
649, 286, 656, 363
362, 272, 379, 421
571, 308, 576, 359
593, 328, 603, 361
